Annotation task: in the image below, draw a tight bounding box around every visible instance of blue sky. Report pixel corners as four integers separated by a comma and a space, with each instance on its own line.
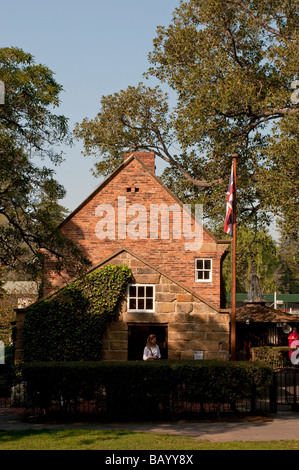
1, 0, 180, 212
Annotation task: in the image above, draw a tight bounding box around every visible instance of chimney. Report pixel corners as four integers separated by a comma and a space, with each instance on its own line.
124, 151, 156, 174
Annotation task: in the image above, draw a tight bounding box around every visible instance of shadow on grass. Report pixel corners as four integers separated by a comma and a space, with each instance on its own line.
0, 428, 135, 450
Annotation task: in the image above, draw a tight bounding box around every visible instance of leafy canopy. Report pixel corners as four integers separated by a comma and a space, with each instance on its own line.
74, 0, 298, 237
0, 47, 90, 278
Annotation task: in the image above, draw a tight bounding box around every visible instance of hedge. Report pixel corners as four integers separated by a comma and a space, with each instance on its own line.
22, 360, 273, 419
252, 346, 293, 369
22, 265, 133, 361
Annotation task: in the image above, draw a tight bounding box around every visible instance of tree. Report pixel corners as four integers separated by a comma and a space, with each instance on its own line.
0, 295, 15, 346
74, 83, 176, 178
74, 0, 298, 236
276, 234, 299, 293
0, 48, 90, 279
222, 225, 280, 296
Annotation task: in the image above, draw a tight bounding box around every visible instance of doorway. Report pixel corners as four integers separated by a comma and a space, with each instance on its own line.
128, 323, 168, 360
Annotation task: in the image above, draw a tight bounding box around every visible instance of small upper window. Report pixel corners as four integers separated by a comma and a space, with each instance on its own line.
126, 187, 139, 193
127, 284, 155, 312
195, 258, 212, 282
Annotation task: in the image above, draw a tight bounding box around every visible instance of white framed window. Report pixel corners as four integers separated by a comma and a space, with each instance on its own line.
127, 284, 155, 312
195, 258, 212, 282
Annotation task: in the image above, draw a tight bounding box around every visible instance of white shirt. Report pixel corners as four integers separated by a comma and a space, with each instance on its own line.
143, 345, 161, 360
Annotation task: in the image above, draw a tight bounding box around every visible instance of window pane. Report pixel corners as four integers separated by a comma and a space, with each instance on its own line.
146, 286, 153, 297
146, 298, 153, 310
129, 285, 136, 297
197, 271, 203, 280
204, 271, 210, 280
197, 259, 203, 270
138, 286, 145, 297
204, 259, 211, 270
129, 284, 155, 311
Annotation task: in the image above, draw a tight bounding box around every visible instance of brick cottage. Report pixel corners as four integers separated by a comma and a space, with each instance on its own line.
15, 152, 231, 362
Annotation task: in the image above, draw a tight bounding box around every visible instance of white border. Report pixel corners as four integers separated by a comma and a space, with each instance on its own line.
195, 258, 212, 282
127, 283, 155, 313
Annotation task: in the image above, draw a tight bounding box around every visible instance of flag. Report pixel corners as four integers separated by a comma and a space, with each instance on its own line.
224, 163, 234, 236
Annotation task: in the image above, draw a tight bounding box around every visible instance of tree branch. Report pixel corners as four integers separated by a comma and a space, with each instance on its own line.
232, 0, 295, 41
218, 106, 297, 120
121, 116, 223, 188
223, 20, 248, 69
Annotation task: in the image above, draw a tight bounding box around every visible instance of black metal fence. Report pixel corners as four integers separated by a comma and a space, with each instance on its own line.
273, 367, 299, 411
0, 365, 11, 408
1, 366, 299, 419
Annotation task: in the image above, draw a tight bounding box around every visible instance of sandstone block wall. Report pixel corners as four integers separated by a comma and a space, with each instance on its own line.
100, 251, 230, 361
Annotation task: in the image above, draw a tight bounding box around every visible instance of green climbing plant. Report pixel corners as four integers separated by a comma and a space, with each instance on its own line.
23, 265, 133, 361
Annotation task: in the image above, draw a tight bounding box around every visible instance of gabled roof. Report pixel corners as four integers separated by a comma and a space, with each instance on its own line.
58, 153, 230, 247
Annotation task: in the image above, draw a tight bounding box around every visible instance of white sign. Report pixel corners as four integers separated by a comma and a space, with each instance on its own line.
194, 350, 203, 360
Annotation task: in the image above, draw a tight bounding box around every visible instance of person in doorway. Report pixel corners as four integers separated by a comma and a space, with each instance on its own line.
143, 334, 161, 361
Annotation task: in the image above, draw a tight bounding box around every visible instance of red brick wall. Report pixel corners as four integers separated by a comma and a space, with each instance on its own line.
43, 154, 229, 307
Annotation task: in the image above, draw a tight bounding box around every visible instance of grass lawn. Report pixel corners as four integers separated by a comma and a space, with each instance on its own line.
0, 429, 298, 450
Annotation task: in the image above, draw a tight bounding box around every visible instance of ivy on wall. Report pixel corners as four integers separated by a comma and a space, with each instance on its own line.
23, 265, 133, 362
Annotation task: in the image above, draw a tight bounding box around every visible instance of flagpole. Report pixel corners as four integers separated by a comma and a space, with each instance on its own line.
231, 153, 238, 361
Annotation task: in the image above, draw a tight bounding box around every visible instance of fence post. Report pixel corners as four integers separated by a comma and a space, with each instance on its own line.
0, 341, 4, 365
269, 372, 277, 413
293, 368, 298, 411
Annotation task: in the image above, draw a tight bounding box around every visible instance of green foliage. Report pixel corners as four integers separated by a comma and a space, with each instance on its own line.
258, 113, 299, 238
0, 47, 70, 159
22, 360, 273, 419
0, 295, 15, 346
0, 47, 89, 278
222, 225, 279, 294
252, 346, 293, 369
276, 235, 299, 293
23, 265, 133, 362
74, 83, 175, 177
147, 0, 298, 233
75, 0, 299, 236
